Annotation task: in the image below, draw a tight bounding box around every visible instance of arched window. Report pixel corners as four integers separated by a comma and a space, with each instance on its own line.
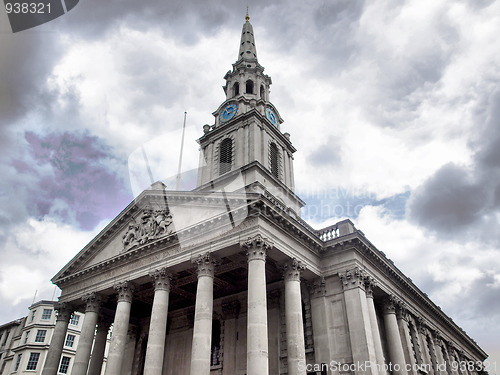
219, 138, 232, 175
246, 79, 254, 94
270, 143, 279, 179
233, 82, 240, 96
260, 85, 265, 99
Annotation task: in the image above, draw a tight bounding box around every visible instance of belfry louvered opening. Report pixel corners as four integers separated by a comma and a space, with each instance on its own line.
270, 142, 279, 179
219, 138, 233, 175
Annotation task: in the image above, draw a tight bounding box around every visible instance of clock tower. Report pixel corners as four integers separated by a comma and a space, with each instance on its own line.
195, 10, 304, 215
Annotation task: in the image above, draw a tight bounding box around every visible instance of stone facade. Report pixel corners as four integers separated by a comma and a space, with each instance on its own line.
42, 12, 487, 375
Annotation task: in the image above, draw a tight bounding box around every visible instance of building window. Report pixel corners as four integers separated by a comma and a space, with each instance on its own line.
69, 314, 79, 326
65, 334, 75, 348
219, 138, 233, 175
2, 330, 9, 345
24, 331, 30, 344
58, 356, 71, 374
35, 330, 47, 343
26, 352, 40, 371
270, 143, 279, 179
14, 354, 22, 371
30, 310, 36, 322
246, 79, 254, 94
260, 84, 265, 99
233, 82, 239, 96
41, 309, 52, 320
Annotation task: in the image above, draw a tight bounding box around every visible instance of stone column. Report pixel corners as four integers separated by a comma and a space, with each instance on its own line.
283, 258, 306, 375
459, 351, 470, 375
309, 278, 331, 369
87, 316, 112, 375
241, 234, 272, 375
433, 332, 448, 375
72, 293, 101, 375
446, 344, 459, 375
339, 267, 378, 375
144, 268, 172, 375
190, 253, 216, 375
397, 306, 417, 375
41, 303, 72, 375
105, 281, 135, 375
417, 320, 434, 375
383, 296, 407, 375
365, 278, 388, 375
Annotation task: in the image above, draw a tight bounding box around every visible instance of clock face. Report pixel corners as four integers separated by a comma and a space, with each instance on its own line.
265, 108, 278, 126
220, 103, 238, 123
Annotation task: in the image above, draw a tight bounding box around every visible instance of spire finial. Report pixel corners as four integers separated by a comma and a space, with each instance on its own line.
245, 6, 250, 22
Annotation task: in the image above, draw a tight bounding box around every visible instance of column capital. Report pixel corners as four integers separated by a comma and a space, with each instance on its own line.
383, 295, 401, 315
339, 266, 365, 291
395, 301, 409, 321
364, 276, 377, 298
82, 292, 102, 313
241, 234, 272, 262
282, 258, 305, 282
432, 330, 443, 347
416, 315, 427, 334
222, 300, 241, 320
309, 277, 326, 299
149, 267, 172, 291
55, 302, 73, 322
114, 281, 135, 303
192, 252, 216, 278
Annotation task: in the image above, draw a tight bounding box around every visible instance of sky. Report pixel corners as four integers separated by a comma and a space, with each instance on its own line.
0, 0, 499, 371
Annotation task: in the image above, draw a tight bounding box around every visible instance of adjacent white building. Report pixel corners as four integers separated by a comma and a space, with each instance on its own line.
0, 301, 103, 375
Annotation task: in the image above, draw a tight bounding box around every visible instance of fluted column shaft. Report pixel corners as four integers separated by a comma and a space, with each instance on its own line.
365, 280, 388, 375
41, 303, 72, 375
144, 268, 172, 375
433, 334, 448, 375
383, 297, 407, 375
309, 278, 331, 367
397, 308, 417, 375
73, 293, 101, 375
190, 253, 216, 375
105, 282, 134, 375
283, 258, 306, 375
340, 268, 378, 375
242, 235, 272, 375
87, 317, 111, 375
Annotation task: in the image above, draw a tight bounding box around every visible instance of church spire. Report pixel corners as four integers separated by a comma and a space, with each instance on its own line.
238, 8, 257, 61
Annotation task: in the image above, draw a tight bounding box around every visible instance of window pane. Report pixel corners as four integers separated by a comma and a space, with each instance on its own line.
26, 353, 40, 371
14, 354, 22, 371
41, 309, 52, 320
35, 330, 47, 343
58, 356, 71, 374
70, 314, 80, 326
65, 334, 75, 347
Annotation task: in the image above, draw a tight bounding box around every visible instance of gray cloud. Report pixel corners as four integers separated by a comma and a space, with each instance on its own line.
408, 89, 500, 243
3, 131, 132, 230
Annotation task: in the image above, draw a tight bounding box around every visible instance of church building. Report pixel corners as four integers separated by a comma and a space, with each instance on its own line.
41, 12, 487, 375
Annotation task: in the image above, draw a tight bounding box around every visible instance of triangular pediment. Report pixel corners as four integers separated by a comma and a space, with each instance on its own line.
52, 187, 253, 284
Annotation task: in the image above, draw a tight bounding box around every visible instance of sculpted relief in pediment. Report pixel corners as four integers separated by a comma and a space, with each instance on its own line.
122, 209, 174, 251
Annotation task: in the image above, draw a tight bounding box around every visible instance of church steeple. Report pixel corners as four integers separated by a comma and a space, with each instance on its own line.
238, 8, 257, 61
195, 10, 305, 215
